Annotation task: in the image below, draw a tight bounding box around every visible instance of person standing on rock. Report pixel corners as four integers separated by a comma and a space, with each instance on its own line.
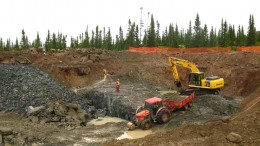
116, 79, 120, 92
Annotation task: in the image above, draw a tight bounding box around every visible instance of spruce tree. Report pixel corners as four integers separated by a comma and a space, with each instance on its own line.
126, 20, 135, 48
174, 24, 179, 47
193, 13, 202, 47
142, 30, 147, 46
257, 31, 260, 42
14, 38, 19, 49
237, 26, 247, 46
219, 19, 230, 47
20, 29, 29, 49
5, 38, 11, 50
75, 36, 79, 48
202, 24, 209, 47
98, 30, 102, 48
34, 32, 41, 48
102, 27, 106, 48
179, 29, 185, 47
70, 37, 75, 48
105, 28, 112, 50
185, 21, 192, 48
82, 28, 90, 48
45, 30, 51, 51
241, 26, 247, 46
229, 25, 236, 46
57, 32, 62, 49
94, 26, 99, 48
135, 25, 140, 47
52, 33, 57, 49
147, 14, 156, 47
0, 38, 3, 49
161, 29, 167, 46
224, 21, 230, 47
119, 26, 124, 50
114, 35, 119, 50
209, 27, 217, 47
156, 20, 161, 46
236, 25, 242, 46
62, 35, 67, 49
167, 24, 174, 47
90, 31, 94, 48
247, 14, 256, 46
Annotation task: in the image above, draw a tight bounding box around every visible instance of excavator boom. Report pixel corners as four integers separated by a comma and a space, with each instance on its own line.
168, 57, 201, 87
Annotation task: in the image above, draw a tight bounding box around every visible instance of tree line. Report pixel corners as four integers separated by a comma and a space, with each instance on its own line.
0, 14, 259, 51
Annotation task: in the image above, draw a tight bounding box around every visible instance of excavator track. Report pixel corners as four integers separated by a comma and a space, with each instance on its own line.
181, 88, 220, 96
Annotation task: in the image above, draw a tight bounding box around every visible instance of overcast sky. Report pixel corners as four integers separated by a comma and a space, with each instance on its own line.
0, 0, 259, 42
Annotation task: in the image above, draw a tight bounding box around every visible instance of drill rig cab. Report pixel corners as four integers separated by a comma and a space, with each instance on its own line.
168, 57, 224, 95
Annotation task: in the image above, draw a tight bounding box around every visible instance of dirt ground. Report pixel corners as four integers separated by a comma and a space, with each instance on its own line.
0, 48, 260, 145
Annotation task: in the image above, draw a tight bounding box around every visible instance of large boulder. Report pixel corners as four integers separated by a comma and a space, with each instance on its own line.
0, 127, 13, 136
226, 132, 242, 143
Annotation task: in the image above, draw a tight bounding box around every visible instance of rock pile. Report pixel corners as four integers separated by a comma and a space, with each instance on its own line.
27, 100, 88, 128
0, 64, 89, 116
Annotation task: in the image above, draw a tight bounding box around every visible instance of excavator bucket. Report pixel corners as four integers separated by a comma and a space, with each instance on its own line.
175, 81, 182, 88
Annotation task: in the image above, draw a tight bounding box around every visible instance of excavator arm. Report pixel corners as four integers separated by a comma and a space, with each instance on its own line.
168, 57, 200, 87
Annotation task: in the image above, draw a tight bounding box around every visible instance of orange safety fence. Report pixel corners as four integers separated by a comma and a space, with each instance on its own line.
236, 46, 260, 52
129, 46, 260, 53
129, 47, 232, 53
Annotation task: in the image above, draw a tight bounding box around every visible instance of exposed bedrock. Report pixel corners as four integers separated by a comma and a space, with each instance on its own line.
80, 79, 240, 122
80, 80, 163, 120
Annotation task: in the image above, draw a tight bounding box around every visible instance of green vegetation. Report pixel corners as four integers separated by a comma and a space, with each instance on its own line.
247, 15, 257, 46
0, 14, 258, 51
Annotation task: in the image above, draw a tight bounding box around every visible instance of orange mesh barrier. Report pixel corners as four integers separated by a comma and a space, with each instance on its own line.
236, 46, 260, 52
129, 47, 232, 53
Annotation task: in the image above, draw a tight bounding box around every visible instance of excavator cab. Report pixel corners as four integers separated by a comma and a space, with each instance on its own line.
189, 72, 205, 86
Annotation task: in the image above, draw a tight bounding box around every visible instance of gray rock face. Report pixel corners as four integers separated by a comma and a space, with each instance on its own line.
81, 80, 169, 120
0, 64, 89, 115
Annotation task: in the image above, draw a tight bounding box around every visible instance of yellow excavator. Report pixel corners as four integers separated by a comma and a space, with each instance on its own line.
168, 57, 224, 95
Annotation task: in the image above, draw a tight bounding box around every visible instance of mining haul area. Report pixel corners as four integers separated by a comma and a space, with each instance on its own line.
0, 48, 259, 146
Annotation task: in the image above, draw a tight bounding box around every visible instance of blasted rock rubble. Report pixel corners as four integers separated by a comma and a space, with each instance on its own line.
0, 64, 90, 123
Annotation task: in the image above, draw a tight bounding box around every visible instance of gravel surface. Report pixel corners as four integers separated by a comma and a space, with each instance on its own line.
0, 64, 88, 115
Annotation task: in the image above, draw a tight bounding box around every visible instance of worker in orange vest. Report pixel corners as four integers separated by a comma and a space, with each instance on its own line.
116, 79, 120, 92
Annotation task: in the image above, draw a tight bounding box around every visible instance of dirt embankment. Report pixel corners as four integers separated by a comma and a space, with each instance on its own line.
1, 49, 259, 97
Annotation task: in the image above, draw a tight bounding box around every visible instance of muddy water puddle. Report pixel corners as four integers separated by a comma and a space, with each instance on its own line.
117, 129, 154, 140
87, 117, 155, 140
87, 117, 126, 125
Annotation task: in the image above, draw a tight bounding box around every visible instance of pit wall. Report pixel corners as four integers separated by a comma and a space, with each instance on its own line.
129, 46, 260, 53
84, 91, 136, 120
